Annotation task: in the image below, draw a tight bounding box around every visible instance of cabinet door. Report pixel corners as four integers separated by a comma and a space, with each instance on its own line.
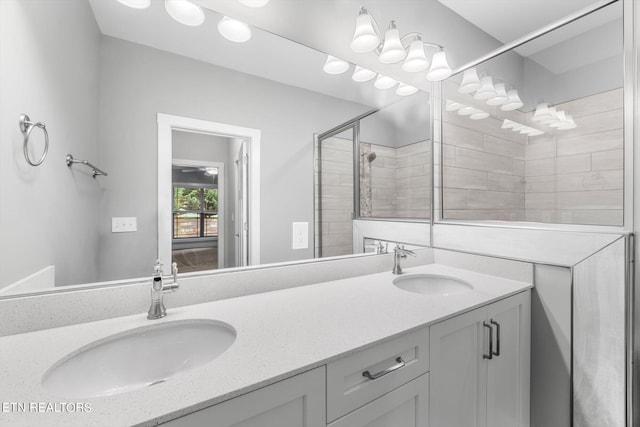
161, 367, 325, 427
429, 307, 488, 427
328, 374, 428, 427
486, 291, 531, 427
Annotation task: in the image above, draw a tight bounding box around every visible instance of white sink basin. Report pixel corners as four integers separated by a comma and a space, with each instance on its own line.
42, 319, 236, 398
393, 274, 473, 296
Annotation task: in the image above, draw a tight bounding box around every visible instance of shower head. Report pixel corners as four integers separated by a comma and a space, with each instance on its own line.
361, 152, 377, 162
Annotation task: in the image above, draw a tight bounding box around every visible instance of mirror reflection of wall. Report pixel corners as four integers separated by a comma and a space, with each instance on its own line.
440, 1, 623, 226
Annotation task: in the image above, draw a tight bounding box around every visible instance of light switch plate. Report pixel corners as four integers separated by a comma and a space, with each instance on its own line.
292, 222, 308, 249
112, 217, 137, 233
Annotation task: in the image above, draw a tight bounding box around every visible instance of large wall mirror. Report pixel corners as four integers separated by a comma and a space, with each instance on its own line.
437, 1, 623, 226
0, 0, 431, 294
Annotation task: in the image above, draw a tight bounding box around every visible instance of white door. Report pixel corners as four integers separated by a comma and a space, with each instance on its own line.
429, 306, 488, 427
486, 292, 531, 427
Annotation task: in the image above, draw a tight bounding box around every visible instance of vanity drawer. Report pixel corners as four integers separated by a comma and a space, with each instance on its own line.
326, 327, 429, 422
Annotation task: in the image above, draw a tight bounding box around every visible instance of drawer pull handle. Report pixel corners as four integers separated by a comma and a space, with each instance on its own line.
490, 319, 501, 357
483, 322, 493, 360
362, 357, 405, 380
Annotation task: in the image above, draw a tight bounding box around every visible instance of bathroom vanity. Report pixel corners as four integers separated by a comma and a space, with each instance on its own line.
0, 263, 531, 427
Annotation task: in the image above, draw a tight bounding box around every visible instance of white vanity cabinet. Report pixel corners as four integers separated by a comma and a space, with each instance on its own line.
160, 366, 326, 427
429, 291, 531, 427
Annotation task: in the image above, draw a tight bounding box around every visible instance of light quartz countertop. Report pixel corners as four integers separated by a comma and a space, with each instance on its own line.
0, 263, 532, 426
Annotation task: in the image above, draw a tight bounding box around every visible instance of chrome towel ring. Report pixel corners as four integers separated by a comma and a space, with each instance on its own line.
19, 113, 49, 166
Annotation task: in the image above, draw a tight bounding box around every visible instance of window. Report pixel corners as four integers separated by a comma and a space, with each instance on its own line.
173, 186, 218, 239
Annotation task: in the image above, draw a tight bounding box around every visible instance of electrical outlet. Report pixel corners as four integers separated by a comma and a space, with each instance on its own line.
292, 222, 308, 249
112, 217, 137, 233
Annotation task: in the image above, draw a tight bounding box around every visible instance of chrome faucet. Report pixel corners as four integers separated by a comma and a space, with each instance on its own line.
392, 244, 415, 275
147, 260, 180, 320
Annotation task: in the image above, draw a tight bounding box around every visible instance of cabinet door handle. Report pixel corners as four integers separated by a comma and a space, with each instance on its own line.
362, 357, 405, 380
490, 319, 501, 357
483, 322, 493, 360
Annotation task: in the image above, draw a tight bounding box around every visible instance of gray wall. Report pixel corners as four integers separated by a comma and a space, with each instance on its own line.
97, 36, 371, 280
0, 0, 102, 287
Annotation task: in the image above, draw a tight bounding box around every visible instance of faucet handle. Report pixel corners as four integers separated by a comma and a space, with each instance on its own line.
153, 259, 163, 276
394, 244, 416, 257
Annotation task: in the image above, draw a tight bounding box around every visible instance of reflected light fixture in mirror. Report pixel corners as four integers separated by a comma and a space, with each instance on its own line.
165, 0, 205, 26
117, 0, 151, 9
237, 0, 270, 7
217, 16, 252, 42
473, 75, 497, 100
458, 68, 481, 93
323, 56, 350, 74
352, 65, 376, 82
500, 90, 524, 111
374, 74, 397, 89
396, 82, 419, 96
486, 82, 509, 105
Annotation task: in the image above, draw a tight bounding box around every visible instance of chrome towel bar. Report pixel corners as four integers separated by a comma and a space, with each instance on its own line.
66, 154, 108, 178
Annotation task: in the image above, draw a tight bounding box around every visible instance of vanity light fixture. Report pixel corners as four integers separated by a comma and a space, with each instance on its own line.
164, 0, 205, 26
445, 100, 466, 111
238, 0, 270, 7
502, 119, 544, 136
349, 7, 452, 81
500, 90, 524, 111
374, 74, 397, 90
117, 0, 151, 9
531, 103, 576, 129
446, 99, 489, 120
323, 55, 350, 74
352, 66, 377, 82
469, 110, 490, 120
396, 82, 419, 96
486, 82, 509, 106
217, 16, 252, 42
458, 68, 481, 93
457, 106, 476, 116
473, 76, 497, 100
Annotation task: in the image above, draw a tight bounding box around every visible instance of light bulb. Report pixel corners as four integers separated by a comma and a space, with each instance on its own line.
217, 17, 252, 42
402, 38, 428, 72
473, 76, 496, 100
238, 0, 269, 7
486, 83, 509, 105
426, 51, 452, 81
350, 8, 380, 53
323, 55, 349, 75
117, 0, 151, 8
458, 68, 481, 93
379, 22, 406, 64
374, 74, 397, 90
352, 66, 376, 82
396, 83, 419, 96
165, 0, 205, 26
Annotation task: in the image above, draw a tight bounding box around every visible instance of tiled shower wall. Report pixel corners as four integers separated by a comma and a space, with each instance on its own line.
315, 137, 430, 257
524, 88, 623, 226
441, 85, 623, 226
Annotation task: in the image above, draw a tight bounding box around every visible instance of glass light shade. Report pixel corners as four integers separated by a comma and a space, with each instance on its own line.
165, 0, 205, 26
473, 76, 496, 100
486, 83, 509, 105
457, 106, 476, 116
396, 83, 419, 96
402, 39, 429, 72
217, 17, 252, 42
117, 0, 151, 8
238, 0, 270, 7
557, 115, 577, 130
470, 110, 490, 120
352, 66, 376, 82
501, 119, 517, 129
458, 68, 481, 93
323, 56, 349, 75
374, 74, 397, 90
446, 100, 465, 111
549, 111, 567, 127
350, 10, 380, 53
539, 107, 559, 124
500, 90, 524, 111
532, 103, 552, 121
378, 24, 406, 64
426, 51, 452, 81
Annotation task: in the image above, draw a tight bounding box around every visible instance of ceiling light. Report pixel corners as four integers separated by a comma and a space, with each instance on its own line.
350, 7, 380, 53
323, 55, 350, 74
374, 74, 397, 90
165, 0, 205, 26
458, 68, 481, 93
486, 82, 509, 105
396, 83, 419, 96
378, 21, 406, 64
238, 0, 269, 7
500, 90, 523, 111
426, 51, 452, 81
473, 76, 496, 100
117, 0, 151, 9
352, 66, 376, 82
217, 17, 252, 42
402, 36, 429, 72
